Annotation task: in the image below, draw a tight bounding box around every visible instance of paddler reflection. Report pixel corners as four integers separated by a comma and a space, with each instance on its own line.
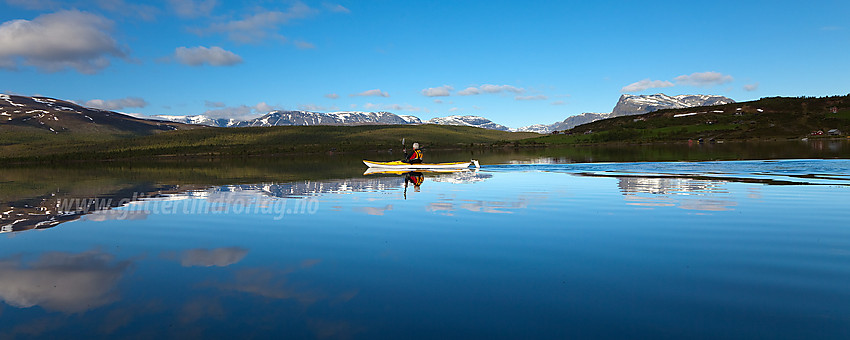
404, 171, 424, 199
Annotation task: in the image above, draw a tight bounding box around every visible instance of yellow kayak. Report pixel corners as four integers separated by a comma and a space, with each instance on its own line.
363, 168, 470, 175
363, 159, 479, 169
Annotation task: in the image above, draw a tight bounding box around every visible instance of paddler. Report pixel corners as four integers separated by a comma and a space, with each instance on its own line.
402, 142, 423, 164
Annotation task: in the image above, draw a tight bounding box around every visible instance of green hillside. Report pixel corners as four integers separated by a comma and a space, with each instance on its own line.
521, 95, 850, 145
0, 124, 538, 163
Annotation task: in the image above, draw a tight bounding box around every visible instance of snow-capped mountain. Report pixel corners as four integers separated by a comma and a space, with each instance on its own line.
399, 115, 422, 124
518, 93, 735, 133
0, 94, 192, 135
156, 111, 417, 127
155, 111, 509, 131
240, 110, 412, 127
426, 115, 510, 131
612, 94, 734, 117
153, 115, 240, 127
516, 112, 612, 133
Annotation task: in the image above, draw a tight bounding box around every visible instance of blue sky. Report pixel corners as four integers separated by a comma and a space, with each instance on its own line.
1, 0, 847, 128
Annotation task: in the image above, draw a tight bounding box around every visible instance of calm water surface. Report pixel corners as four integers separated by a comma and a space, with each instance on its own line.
1, 154, 849, 338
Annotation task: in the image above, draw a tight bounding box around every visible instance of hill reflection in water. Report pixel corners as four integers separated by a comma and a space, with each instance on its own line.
0, 169, 494, 233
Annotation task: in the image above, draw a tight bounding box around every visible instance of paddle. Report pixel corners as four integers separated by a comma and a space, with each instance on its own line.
401, 138, 406, 162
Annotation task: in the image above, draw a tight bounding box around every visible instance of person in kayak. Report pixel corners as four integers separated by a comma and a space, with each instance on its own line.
402, 142, 423, 164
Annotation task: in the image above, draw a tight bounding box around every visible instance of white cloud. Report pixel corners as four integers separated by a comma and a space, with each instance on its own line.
515, 95, 548, 101
5, 0, 60, 10
352, 89, 389, 97
551, 100, 566, 106
180, 247, 248, 267
299, 103, 338, 111
205, 100, 226, 108
421, 85, 453, 97
203, 106, 252, 119
389, 104, 423, 111
0, 58, 14, 69
169, 0, 217, 18
195, 3, 317, 44
457, 84, 525, 96
96, 0, 158, 21
324, 93, 339, 99
0, 10, 127, 74
203, 102, 277, 120
363, 103, 424, 112
743, 82, 759, 92
0, 250, 131, 313
173, 46, 243, 66
84, 97, 148, 111
621, 79, 675, 92
254, 101, 273, 112
323, 3, 350, 13
480, 84, 525, 94
449, 107, 459, 112
433, 99, 443, 104
294, 40, 316, 49
457, 87, 481, 96
674, 71, 734, 87
622, 71, 734, 92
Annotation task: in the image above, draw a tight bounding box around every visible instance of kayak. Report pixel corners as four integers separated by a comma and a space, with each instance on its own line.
363, 159, 479, 170
363, 168, 470, 175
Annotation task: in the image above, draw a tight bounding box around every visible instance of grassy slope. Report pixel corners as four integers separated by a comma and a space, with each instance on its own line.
521, 95, 850, 145
0, 124, 538, 162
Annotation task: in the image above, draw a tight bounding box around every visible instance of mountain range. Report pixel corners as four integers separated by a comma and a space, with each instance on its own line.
3, 93, 733, 135
153, 110, 516, 131
155, 93, 733, 133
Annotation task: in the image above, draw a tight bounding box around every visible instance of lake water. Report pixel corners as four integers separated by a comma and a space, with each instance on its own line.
1, 143, 850, 338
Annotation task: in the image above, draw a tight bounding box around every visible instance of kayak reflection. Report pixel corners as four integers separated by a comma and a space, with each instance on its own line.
362, 168, 492, 199
404, 172, 424, 198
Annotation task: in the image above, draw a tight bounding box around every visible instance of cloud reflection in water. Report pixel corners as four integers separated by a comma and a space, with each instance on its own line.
179, 247, 249, 267
0, 250, 132, 313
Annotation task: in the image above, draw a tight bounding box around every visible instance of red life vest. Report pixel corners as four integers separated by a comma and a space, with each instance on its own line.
408, 149, 423, 161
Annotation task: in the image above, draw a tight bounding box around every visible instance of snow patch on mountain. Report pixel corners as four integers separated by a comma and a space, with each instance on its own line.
426, 115, 510, 131
399, 115, 422, 124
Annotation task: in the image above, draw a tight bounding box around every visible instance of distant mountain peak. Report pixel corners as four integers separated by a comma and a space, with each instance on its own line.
426, 115, 510, 131
519, 93, 734, 134
612, 93, 734, 117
